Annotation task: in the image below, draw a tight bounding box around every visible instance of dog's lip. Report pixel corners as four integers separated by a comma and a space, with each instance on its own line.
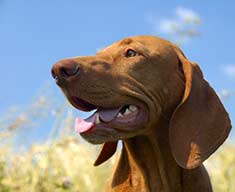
70, 96, 124, 115
70, 96, 98, 111
69, 96, 147, 134
70, 95, 135, 122
76, 104, 147, 136
79, 105, 148, 144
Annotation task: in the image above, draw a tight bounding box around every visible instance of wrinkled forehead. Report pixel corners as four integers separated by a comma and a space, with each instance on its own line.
96, 37, 149, 55
96, 36, 173, 57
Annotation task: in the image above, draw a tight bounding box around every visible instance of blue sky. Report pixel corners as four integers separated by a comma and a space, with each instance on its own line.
0, 1, 234, 138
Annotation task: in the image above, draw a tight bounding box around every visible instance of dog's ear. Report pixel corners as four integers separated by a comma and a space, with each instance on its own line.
169, 47, 231, 169
94, 141, 118, 166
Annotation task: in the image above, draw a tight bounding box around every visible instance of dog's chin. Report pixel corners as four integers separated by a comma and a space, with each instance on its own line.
80, 129, 119, 144
80, 123, 146, 144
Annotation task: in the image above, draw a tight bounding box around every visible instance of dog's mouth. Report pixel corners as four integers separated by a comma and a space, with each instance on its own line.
70, 96, 143, 134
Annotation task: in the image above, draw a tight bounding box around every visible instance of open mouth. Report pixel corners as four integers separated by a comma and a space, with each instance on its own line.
70, 96, 140, 133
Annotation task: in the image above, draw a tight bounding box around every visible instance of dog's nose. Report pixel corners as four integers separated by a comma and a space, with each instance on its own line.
51, 59, 80, 84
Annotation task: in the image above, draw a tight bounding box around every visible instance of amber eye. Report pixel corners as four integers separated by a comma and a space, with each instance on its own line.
125, 49, 137, 57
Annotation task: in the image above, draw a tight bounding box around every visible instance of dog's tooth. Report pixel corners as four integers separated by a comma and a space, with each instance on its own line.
117, 113, 123, 118
124, 108, 131, 115
95, 114, 100, 124
129, 105, 137, 112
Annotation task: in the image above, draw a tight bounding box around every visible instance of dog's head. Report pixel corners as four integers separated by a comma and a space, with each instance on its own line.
51, 36, 231, 169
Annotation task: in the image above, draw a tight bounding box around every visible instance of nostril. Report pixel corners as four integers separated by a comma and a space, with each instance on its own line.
60, 64, 80, 78
51, 60, 80, 84
51, 69, 57, 79
60, 67, 69, 78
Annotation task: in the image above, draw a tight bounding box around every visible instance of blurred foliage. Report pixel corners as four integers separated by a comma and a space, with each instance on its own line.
205, 141, 235, 192
0, 137, 114, 192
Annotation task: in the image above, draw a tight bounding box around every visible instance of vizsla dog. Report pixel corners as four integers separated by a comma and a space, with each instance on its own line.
51, 36, 231, 192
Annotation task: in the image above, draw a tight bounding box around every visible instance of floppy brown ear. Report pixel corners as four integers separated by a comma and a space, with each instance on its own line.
94, 141, 118, 166
170, 48, 231, 169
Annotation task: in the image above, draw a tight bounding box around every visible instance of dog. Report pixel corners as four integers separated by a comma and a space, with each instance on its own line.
51, 36, 231, 191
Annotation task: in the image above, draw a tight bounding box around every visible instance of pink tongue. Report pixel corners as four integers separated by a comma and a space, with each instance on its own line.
75, 107, 122, 133
99, 107, 123, 122
75, 114, 96, 133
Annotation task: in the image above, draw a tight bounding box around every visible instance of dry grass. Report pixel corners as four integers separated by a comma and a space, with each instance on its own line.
0, 137, 114, 192
205, 140, 235, 192
0, 137, 233, 192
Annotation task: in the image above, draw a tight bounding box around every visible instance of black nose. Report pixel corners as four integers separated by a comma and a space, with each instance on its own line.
51, 59, 80, 84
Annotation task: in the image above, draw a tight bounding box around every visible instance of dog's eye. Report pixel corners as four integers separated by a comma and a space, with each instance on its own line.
125, 49, 137, 57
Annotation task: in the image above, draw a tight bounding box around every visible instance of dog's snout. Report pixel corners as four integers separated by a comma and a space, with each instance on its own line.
51, 59, 80, 84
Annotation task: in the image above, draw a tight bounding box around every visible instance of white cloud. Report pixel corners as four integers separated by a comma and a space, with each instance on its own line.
159, 6, 200, 34
219, 89, 230, 100
159, 19, 179, 33
176, 7, 200, 23
148, 6, 200, 44
223, 64, 235, 78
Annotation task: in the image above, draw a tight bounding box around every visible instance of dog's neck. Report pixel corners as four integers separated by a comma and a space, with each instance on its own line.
110, 119, 181, 192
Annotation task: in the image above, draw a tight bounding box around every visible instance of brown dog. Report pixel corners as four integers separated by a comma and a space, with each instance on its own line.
51, 36, 231, 192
